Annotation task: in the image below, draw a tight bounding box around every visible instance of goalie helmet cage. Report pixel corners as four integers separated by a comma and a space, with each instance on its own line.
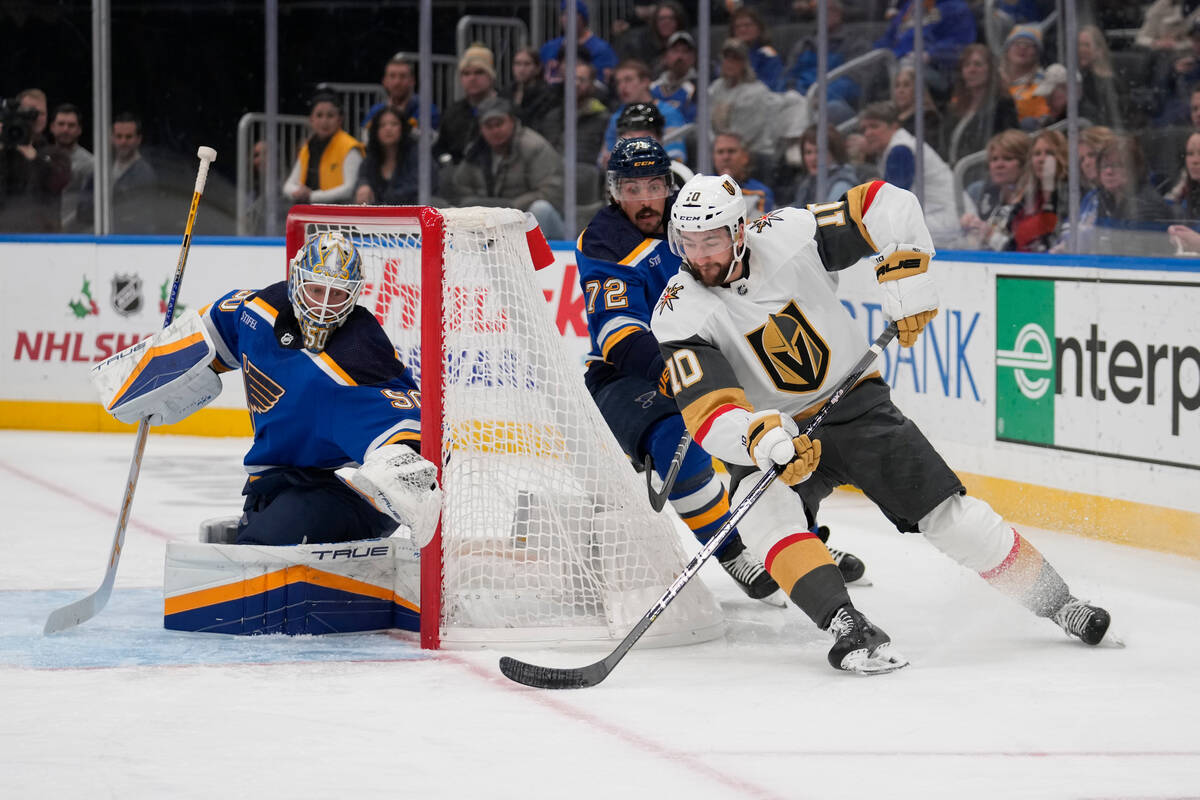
285, 205, 724, 650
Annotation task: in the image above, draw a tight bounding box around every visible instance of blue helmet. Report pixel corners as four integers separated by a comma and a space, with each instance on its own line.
287, 231, 365, 353
606, 136, 673, 203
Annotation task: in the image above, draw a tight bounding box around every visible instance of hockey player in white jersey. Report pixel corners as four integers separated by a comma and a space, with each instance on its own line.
651, 174, 1114, 671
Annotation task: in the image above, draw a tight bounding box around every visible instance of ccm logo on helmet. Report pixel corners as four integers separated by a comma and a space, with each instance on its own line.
675, 214, 703, 221
633, 160, 656, 167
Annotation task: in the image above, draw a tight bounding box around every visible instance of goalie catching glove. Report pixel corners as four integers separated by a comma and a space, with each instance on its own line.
746, 410, 821, 486
91, 310, 222, 426
336, 445, 443, 547
874, 243, 939, 347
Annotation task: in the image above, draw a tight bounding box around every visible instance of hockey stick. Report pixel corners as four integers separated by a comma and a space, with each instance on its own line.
44, 146, 218, 635
643, 432, 691, 512
499, 322, 899, 688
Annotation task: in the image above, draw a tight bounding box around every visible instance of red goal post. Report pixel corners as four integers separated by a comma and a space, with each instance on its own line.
285, 204, 724, 651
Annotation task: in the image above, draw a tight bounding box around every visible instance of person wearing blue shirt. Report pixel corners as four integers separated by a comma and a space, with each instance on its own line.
361, 54, 441, 135
539, 0, 618, 84
603, 59, 688, 165
730, 7, 785, 92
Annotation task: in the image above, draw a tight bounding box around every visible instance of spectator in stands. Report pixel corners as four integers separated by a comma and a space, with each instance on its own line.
791, 124, 860, 206
363, 54, 440, 135
612, 0, 659, 59
1083, 135, 1174, 255
1136, 0, 1200, 53
712, 132, 774, 215
1076, 26, 1122, 127
452, 96, 567, 239
1167, 131, 1200, 252
609, 101, 695, 191
540, 0, 618, 84
729, 7, 784, 92
961, 129, 1030, 250
0, 94, 69, 233
354, 106, 425, 205
941, 43, 1020, 164
859, 100, 960, 244
77, 112, 157, 234
48, 103, 93, 231
619, 0, 686, 73
1154, 22, 1200, 126
651, 31, 699, 123
15, 89, 51, 148
602, 59, 688, 166
892, 66, 941, 149
500, 47, 560, 141
283, 93, 363, 205
1053, 125, 1116, 251
1011, 129, 1068, 251
437, 44, 498, 165
709, 39, 780, 163
784, 0, 864, 123
1022, 63, 1067, 131
542, 60, 611, 163
1001, 25, 1050, 127
874, 0, 978, 93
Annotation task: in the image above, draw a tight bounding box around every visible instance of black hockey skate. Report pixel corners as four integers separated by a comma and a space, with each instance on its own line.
718, 547, 788, 607
1052, 597, 1112, 646
815, 525, 868, 585
825, 605, 908, 674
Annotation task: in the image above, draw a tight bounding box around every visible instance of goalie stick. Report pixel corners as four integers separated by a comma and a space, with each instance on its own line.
499, 322, 899, 689
44, 146, 218, 635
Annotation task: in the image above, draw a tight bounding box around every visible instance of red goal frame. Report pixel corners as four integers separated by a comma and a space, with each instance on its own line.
285, 205, 447, 649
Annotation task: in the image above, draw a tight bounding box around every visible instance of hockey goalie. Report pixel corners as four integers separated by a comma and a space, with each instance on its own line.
91, 231, 440, 635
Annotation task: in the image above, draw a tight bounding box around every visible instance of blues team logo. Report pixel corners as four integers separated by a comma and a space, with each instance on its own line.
110, 274, 143, 317
745, 301, 830, 393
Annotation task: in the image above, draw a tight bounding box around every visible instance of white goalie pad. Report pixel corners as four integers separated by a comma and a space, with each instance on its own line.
163, 538, 421, 635
336, 444, 442, 547
91, 311, 222, 425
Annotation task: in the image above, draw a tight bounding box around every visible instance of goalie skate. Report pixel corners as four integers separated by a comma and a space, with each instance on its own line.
825, 605, 909, 675
1052, 598, 1122, 647
718, 548, 788, 607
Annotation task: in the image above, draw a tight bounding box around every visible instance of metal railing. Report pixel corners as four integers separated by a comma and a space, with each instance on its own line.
456, 16, 529, 90
315, 81, 387, 139
236, 112, 310, 237
393, 53, 461, 116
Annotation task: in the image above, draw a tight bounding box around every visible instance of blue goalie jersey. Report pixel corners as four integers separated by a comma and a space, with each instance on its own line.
576, 204, 683, 387
202, 281, 421, 475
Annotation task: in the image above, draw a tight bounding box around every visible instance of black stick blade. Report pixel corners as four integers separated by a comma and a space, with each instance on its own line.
498, 656, 610, 689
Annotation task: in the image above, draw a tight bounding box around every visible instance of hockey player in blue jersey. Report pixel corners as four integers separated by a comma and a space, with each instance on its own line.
92, 232, 442, 549
577, 137, 862, 603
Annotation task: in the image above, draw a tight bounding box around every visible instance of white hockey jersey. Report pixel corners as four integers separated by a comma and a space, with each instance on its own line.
650, 180, 935, 466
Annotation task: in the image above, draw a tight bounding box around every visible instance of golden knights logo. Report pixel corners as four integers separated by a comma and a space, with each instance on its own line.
745, 301, 830, 393
656, 282, 683, 314
749, 211, 784, 234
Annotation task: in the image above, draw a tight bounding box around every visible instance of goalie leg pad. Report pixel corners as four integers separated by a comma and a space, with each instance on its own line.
163, 539, 421, 635
237, 469, 399, 546
91, 310, 222, 425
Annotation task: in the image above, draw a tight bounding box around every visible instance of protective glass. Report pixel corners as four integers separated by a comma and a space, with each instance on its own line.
612, 175, 671, 202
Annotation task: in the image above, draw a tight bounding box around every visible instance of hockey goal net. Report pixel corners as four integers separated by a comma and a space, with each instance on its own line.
285, 205, 724, 649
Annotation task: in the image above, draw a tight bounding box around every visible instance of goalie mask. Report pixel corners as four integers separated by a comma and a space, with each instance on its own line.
669, 173, 748, 286
288, 231, 365, 353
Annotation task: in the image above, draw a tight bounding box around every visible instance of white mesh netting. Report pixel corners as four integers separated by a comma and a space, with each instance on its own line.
292, 206, 724, 648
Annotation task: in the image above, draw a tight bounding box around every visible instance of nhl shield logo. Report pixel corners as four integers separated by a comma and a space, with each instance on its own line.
111, 274, 143, 317
745, 301, 830, 393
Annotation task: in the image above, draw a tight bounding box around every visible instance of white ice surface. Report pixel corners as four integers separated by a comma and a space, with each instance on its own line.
1, 430, 1198, 799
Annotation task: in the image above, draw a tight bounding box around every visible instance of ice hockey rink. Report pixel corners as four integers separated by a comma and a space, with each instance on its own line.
1, 428, 1197, 799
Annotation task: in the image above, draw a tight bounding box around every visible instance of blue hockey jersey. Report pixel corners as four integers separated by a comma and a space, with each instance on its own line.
576, 204, 682, 387
202, 281, 422, 475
